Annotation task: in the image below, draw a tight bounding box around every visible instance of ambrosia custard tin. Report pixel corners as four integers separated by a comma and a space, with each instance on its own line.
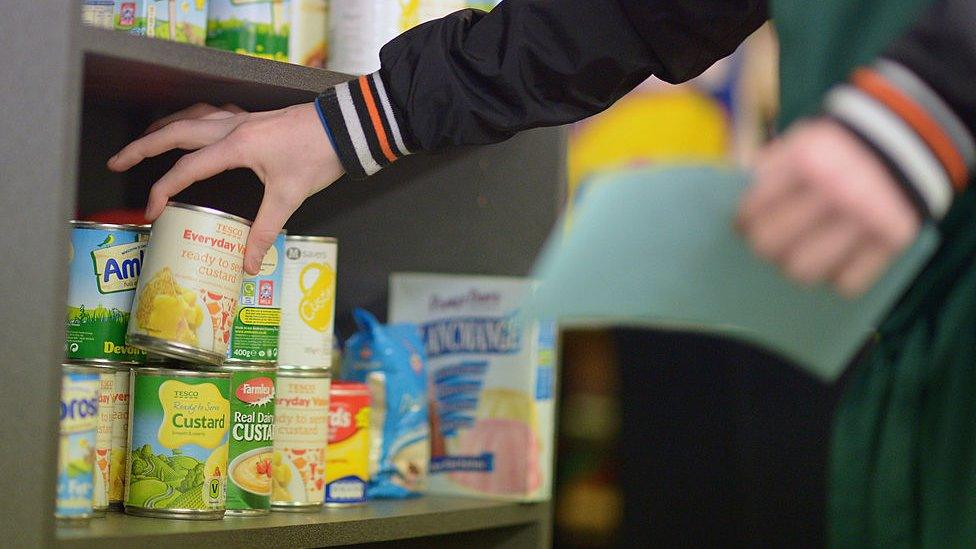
57, 364, 100, 521
127, 202, 251, 366
67, 221, 150, 364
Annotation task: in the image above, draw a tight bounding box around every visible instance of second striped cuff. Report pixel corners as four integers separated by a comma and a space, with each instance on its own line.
825, 59, 975, 220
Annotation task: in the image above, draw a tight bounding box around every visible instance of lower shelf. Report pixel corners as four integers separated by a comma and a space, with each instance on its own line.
56, 496, 550, 547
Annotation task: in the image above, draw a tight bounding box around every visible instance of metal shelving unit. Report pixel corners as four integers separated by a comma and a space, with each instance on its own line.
1, 4, 563, 547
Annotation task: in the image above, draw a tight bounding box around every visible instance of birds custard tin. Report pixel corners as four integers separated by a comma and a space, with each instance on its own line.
226, 232, 285, 364
222, 364, 276, 516
278, 236, 337, 369
57, 364, 101, 521
127, 202, 251, 366
325, 381, 370, 506
271, 369, 331, 511
124, 367, 231, 520
66, 221, 150, 365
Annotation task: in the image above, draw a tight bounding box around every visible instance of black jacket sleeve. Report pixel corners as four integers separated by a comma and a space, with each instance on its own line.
823, 0, 976, 221
316, 0, 768, 179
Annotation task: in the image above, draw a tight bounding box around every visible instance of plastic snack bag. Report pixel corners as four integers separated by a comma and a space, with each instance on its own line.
342, 309, 429, 498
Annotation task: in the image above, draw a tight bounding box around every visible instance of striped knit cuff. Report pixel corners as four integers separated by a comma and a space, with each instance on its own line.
315, 73, 415, 180
824, 59, 975, 220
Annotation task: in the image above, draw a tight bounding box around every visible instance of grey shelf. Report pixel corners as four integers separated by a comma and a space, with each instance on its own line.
57, 496, 550, 548
2, 3, 563, 547
80, 26, 351, 110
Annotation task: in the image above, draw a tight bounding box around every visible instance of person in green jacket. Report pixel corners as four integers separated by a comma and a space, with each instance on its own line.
108, 0, 976, 545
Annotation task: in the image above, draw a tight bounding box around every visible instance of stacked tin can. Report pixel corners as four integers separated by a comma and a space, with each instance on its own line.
271, 236, 338, 511
59, 221, 150, 522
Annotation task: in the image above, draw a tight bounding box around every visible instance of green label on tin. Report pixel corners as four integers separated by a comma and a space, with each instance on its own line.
226, 370, 276, 512
126, 373, 229, 512
227, 233, 283, 362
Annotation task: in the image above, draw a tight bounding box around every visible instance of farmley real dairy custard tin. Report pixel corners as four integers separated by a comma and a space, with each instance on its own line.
127, 202, 251, 366
124, 367, 231, 520
67, 221, 150, 365
271, 369, 331, 511
278, 236, 337, 369
221, 363, 276, 516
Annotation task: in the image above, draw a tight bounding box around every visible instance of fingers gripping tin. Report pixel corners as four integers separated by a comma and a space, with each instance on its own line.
278, 236, 337, 369
224, 365, 276, 515
57, 365, 101, 520
271, 370, 331, 510
67, 221, 149, 364
325, 382, 370, 506
127, 202, 250, 366
125, 368, 231, 520
227, 233, 285, 364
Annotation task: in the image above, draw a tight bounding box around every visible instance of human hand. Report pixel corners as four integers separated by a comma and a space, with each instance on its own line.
736, 118, 922, 298
107, 102, 345, 274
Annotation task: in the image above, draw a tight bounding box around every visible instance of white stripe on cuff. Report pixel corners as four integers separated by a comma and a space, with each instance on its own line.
875, 58, 976, 168
335, 82, 383, 176
371, 72, 411, 157
826, 86, 953, 219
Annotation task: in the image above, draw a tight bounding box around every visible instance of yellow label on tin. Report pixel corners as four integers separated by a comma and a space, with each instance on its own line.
157, 380, 229, 450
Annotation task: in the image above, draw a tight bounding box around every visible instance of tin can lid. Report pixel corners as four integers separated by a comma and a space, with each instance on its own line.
330, 380, 369, 392
61, 363, 103, 373
70, 220, 151, 233
276, 367, 332, 378
166, 201, 253, 227
285, 235, 337, 244
131, 366, 231, 378
215, 362, 278, 373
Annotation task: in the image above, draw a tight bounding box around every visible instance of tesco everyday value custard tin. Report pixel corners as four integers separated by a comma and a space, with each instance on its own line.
127, 202, 250, 366
271, 369, 331, 511
67, 221, 149, 365
124, 367, 230, 520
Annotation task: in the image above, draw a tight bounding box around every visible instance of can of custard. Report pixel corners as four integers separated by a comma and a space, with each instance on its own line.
278, 236, 337, 370
57, 364, 101, 521
127, 202, 251, 366
271, 369, 331, 511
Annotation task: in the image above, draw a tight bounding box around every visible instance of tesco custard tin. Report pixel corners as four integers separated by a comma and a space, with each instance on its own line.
223, 364, 276, 516
57, 364, 100, 521
227, 233, 285, 364
325, 381, 370, 506
127, 202, 250, 366
271, 369, 331, 511
107, 365, 131, 507
67, 221, 150, 365
124, 367, 231, 520
278, 236, 337, 369
92, 368, 116, 514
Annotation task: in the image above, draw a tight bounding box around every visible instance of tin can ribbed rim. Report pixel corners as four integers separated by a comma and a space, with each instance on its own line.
215, 362, 277, 373
330, 381, 369, 394
275, 368, 332, 378
130, 366, 230, 378
64, 361, 132, 372
166, 201, 253, 227
70, 220, 151, 233
61, 363, 103, 374
285, 235, 337, 243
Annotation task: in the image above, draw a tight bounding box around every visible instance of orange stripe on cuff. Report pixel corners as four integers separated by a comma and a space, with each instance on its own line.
853, 68, 969, 191
358, 76, 397, 163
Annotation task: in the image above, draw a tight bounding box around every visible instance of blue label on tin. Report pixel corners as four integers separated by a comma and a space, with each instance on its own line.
326, 476, 367, 504
57, 371, 100, 518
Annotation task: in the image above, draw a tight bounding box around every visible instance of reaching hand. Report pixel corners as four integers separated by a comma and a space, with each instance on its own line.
737, 118, 922, 298
107, 102, 345, 275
